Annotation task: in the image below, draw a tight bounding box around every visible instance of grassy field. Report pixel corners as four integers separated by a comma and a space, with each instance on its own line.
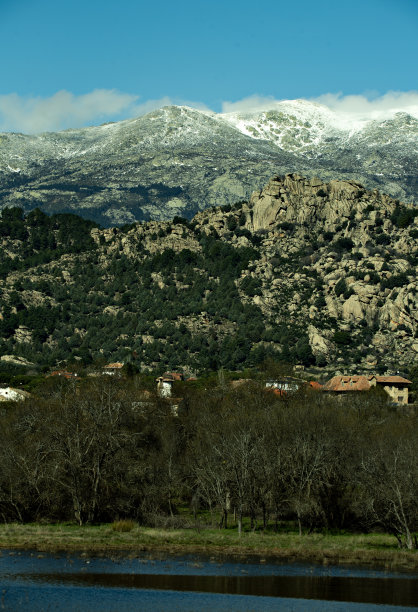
0, 523, 417, 571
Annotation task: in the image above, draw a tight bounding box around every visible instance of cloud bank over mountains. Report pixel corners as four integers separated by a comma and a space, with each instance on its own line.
1, 89, 417, 134
221, 91, 418, 120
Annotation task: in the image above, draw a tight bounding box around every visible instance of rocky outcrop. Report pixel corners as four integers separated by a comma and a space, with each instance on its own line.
0, 174, 416, 373
248, 174, 397, 232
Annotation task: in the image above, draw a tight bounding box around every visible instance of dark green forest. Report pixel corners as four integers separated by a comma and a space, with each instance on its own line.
0, 208, 314, 372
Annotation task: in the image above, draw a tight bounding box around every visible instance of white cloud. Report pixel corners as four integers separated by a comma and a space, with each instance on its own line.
312, 91, 418, 120
222, 91, 418, 120
130, 96, 211, 117
0, 89, 141, 134
0, 90, 212, 134
221, 95, 278, 114
2, 89, 418, 134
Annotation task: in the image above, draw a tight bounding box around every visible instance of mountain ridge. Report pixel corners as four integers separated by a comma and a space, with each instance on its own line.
0, 101, 416, 226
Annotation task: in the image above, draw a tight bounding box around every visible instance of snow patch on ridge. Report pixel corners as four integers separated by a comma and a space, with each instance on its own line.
217, 98, 418, 155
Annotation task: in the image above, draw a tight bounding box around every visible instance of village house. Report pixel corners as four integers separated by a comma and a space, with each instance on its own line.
49, 370, 78, 379
156, 372, 184, 398
265, 377, 301, 393
102, 362, 124, 376
322, 374, 412, 404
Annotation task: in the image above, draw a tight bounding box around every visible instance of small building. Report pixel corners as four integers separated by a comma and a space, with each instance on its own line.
323, 374, 411, 404
156, 372, 184, 398
49, 370, 78, 379
265, 377, 300, 393
375, 376, 412, 405
103, 362, 124, 376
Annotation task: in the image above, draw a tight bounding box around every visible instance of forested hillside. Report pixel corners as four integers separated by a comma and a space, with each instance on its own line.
0, 174, 417, 375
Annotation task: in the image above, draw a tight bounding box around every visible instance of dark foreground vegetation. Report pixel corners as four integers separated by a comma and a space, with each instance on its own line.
0, 376, 416, 554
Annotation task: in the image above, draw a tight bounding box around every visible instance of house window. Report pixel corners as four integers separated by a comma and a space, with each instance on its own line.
398, 396, 403, 403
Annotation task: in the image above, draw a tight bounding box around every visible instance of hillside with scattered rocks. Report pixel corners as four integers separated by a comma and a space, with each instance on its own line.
0, 174, 417, 375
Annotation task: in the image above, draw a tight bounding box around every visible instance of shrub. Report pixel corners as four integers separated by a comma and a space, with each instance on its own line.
172, 216, 189, 226
315, 294, 326, 308
334, 278, 347, 297
375, 233, 390, 245
367, 271, 381, 285
381, 273, 409, 290
220, 204, 231, 212
112, 519, 136, 532
227, 217, 237, 231
332, 330, 352, 346
278, 222, 295, 232
334, 237, 354, 252
390, 204, 418, 228
240, 276, 262, 297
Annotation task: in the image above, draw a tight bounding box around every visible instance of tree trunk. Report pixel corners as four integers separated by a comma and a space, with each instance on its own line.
262, 502, 267, 531
404, 526, 414, 550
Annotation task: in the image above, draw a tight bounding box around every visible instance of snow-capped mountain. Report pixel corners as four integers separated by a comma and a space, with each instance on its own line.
0, 101, 416, 225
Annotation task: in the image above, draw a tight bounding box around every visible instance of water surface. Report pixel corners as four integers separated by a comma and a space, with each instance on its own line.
0, 549, 416, 611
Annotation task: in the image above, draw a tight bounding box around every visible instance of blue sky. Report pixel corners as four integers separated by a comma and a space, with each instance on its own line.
1, 0, 417, 132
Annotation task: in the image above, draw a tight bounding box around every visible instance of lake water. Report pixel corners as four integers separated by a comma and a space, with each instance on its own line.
0, 549, 417, 611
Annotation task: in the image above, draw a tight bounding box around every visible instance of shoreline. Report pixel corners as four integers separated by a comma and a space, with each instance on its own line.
0, 524, 417, 572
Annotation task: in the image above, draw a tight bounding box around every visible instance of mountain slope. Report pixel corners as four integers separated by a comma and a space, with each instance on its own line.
0, 174, 416, 375
0, 102, 417, 225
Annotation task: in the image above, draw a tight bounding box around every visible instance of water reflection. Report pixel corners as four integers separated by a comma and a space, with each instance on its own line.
22, 571, 418, 606
0, 550, 417, 612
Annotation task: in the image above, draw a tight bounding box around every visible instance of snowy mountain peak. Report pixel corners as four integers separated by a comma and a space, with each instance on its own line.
0, 100, 416, 225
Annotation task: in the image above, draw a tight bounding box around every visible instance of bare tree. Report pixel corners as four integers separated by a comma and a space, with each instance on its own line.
359, 418, 418, 549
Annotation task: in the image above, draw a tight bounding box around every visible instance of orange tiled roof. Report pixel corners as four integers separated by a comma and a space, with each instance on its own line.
49, 370, 77, 379
323, 375, 372, 392
376, 376, 411, 384
309, 381, 323, 390
104, 362, 124, 369
163, 372, 184, 381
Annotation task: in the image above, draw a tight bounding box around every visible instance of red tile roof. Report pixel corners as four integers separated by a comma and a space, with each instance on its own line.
163, 372, 184, 381
49, 370, 78, 379
309, 381, 323, 390
376, 376, 411, 384
323, 375, 372, 392
323, 374, 411, 392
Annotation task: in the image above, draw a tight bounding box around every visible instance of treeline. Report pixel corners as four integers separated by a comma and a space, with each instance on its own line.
0, 206, 98, 277
0, 377, 416, 549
